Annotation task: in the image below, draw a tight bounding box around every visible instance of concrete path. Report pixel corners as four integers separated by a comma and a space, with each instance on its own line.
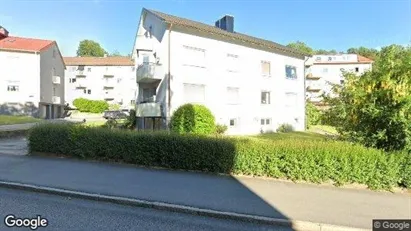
0, 154, 409, 229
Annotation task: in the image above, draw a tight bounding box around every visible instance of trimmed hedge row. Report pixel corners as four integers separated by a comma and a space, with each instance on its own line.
73, 98, 109, 113
28, 123, 411, 190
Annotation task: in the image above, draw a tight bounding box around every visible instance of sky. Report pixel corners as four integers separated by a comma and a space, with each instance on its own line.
1, 0, 410, 56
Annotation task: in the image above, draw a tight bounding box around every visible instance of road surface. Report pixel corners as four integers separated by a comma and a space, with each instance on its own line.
0, 188, 290, 231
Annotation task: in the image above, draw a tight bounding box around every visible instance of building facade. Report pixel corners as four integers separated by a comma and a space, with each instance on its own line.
0, 26, 66, 119
132, 9, 308, 135
63, 57, 136, 109
305, 54, 373, 104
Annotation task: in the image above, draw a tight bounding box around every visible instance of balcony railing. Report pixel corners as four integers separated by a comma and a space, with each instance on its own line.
76, 70, 86, 77
306, 83, 322, 92
136, 63, 164, 83
52, 76, 61, 84
306, 73, 321, 80
52, 96, 61, 104
136, 102, 161, 117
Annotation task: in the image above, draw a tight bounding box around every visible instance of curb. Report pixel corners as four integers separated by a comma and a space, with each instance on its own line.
0, 181, 370, 231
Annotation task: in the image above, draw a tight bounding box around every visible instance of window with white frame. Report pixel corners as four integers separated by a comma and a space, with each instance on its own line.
285, 65, 297, 79
229, 118, 237, 127
261, 61, 271, 76
7, 85, 19, 92
77, 65, 85, 71
227, 54, 239, 72
227, 87, 239, 105
322, 68, 328, 73
261, 91, 271, 104
69, 78, 76, 83
260, 118, 271, 126
182, 45, 205, 67
183, 84, 205, 103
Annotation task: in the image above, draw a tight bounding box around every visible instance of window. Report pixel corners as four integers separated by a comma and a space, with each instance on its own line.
183, 84, 205, 103
285, 65, 297, 79
7, 85, 19, 92
315, 57, 321, 62
261, 61, 271, 76
182, 45, 206, 67
227, 54, 239, 72
83, 89, 87, 94
328, 57, 332, 61
77, 65, 85, 71
227, 87, 239, 104
261, 91, 271, 104
69, 78, 76, 83
340, 80, 345, 84
142, 88, 156, 100
229, 118, 237, 127
323, 68, 328, 73
87, 89, 91, 94
117, 78, 122, 83
355, 67, 359, 72
71, 67, 76, 71
130, 100, 136, 105
261, 118, 271, 125
87, 67, 92, 72
340, 68, 345, 72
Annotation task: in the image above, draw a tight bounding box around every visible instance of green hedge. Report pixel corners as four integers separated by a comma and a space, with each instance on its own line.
73, 98, 109, 113
28, 123, 411, 190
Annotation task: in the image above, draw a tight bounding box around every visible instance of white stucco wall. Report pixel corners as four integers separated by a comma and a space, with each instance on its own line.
64, 65, 136, 108
40, 44, 65, 105
0, 50, 41, 114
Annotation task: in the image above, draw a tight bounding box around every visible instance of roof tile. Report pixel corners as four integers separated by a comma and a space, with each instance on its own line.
0, 36, 54, 52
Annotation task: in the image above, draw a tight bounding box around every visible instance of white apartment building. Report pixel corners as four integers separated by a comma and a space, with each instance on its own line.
305, 54, 373, 104
0, 26, 66, 119
132, 9, 308, 135
63, 57, 136, 108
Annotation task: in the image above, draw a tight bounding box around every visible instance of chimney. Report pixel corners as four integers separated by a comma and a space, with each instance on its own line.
0, 26, 9, 39
215, 15, 234, 33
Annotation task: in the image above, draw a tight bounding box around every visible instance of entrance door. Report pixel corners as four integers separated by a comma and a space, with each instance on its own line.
45, 105, 51, 119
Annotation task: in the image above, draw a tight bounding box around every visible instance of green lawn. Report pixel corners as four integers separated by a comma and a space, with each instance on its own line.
83, 120, 106, 127
0, 115, 42, 126
308, 125, 339, 135
255, 131, 331, 141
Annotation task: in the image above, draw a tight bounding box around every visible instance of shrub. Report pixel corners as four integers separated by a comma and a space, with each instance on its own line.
109, 104, 121, 110
122, 109, 136, 129
306, 101, 322, 128
73, 98, 109, 113
28, 123, 411, 190
215, 124, 228, 135
277, 123, 294, 133
170, 104, 216, 135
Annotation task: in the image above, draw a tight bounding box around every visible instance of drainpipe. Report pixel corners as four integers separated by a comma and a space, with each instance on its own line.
303, 56, 310, 131
167, 23, 173, 128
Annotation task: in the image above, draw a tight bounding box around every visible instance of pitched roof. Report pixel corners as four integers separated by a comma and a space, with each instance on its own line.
357, 55, 373, 63
0, 36, 55, 52
64, 56, 134, 66
144, 8, 308, 59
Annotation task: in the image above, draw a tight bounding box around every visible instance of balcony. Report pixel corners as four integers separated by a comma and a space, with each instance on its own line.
137, 63, 164, 83
306, 83, 322, 92
136, 102, 161, 117
135, 35, 154, 51
103, 79, 116, 88
103, 91, 116, 100
52, 96, 61, 104
103, 72, 115, 78
76, 70, 86, 77
52, 76, 61, 84
75, 82, 87, 89
306, 73, 321, 80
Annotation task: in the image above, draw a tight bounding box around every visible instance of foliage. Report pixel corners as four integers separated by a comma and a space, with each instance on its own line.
109, 104, 121, 110
108, 50, 123, 57
122, 109, 136, 129
324, 45, 411, 152
170, 104, 216, 135
276, 123, 294, 133
29, 123, 410, 190
286, 41, 314, 55
76, 40, 107, 57
315, 49, 339, 55
102, 118, 118, 129
215, 124, 228, 135
306, 101, 322, 128
73, 98, 109, 113
346, 46, 379, 60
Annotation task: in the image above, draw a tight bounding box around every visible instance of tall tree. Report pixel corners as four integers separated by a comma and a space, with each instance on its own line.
286, 41, 314, 55
76, 40, 107, 57
324, 45, 411, 151
346, 46, 379, 60
109, 50, 122, 57
315, 49, 339, 55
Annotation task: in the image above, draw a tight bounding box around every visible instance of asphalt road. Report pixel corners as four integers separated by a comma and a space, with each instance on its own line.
0, 188, 291, 231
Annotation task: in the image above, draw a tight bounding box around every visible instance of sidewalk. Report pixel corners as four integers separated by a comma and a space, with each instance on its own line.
0, 154, 409, 229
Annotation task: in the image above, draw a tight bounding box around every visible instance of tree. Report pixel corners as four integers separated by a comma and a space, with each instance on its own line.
346, 46, 379, 60
109, 50, 122, 57
170, 104, 216, 135
324, 45, 411, 151
286, 41, 314, 55
315, 49, 339, 55
76, 40, 107, 57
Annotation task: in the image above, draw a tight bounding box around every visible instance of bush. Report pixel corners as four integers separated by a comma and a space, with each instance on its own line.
306, 101, 322, 128
215, 124, 228, 135
276, 123, 294, 133
109, 104, 121, 110
28, 123, 411, 190
73, 98, 109, 113
122, 109, 136, 129
170, 104, 216, 135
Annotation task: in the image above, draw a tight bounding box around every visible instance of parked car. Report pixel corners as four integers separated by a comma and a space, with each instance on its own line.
103, 109, 130, 120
